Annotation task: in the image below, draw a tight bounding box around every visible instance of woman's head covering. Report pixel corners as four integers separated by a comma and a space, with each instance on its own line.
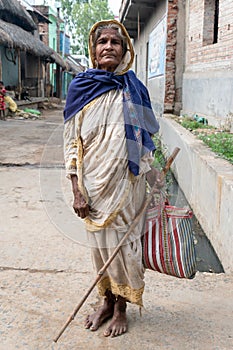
88, 19, 134, 75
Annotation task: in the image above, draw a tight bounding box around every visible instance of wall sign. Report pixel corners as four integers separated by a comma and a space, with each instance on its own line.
148, 16, 167, 79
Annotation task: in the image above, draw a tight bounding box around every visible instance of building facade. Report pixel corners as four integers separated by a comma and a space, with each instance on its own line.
0, 0, 53, 99
120, 0, 233, 128
183, 0, 233, 127
34, 5, 63, 97
26, 0, 78, 99
119, 0, 233, 271
120, 0, 184, 118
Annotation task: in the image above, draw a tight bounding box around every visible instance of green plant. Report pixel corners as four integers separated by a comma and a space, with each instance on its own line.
180, 118, 213, 131
198, 132, 233, 164
175, 116, 233, 165
152, 135, 173, 190
153, 135, 165, 169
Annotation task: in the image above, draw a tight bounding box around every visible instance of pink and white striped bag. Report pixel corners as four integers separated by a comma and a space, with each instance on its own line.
142, 202, 197, 279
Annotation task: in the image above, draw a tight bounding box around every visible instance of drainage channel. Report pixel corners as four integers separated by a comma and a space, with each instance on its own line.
168, 176, 224, 274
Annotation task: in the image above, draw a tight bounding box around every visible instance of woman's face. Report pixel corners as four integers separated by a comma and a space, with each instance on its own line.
95, 28, 123, 72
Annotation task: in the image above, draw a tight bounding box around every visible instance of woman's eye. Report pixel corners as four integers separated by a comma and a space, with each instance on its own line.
98, 39, 106, 44
112, 40, 121, 45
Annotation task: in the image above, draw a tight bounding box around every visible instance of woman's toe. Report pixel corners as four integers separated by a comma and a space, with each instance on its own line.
84, 316, 92, 329
103, 327, 111, 337
90, 323, 98, 331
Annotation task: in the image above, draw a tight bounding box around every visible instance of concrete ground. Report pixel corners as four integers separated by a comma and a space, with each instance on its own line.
0, 107, 233, 350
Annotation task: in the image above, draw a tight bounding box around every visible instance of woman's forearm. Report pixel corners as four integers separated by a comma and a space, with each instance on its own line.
70, 174, 79, 195
70, 174, 90, 218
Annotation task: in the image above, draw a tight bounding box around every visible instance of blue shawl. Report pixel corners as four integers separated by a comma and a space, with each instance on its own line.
64, 69, 159, 176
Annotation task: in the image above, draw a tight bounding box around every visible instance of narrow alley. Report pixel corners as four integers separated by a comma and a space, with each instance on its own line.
0, 108, 233, 349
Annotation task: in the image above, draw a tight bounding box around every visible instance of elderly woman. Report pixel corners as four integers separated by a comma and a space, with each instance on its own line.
64, 20, 161, 337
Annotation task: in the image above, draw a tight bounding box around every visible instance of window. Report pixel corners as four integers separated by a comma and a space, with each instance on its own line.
213, 0, 219, 43
203, 0, 219, 45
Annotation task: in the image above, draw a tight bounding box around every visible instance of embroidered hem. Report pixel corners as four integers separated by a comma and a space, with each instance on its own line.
97, 276, 144, 307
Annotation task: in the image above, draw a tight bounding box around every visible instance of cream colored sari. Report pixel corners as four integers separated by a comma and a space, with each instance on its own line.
64, 20, 154, 306
64, 88, 153, 305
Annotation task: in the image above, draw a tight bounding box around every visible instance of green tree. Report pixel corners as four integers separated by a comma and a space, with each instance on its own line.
61, 0, 114, 56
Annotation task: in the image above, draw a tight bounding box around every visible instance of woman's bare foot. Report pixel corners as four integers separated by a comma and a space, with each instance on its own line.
103, 296, 128, 337
85, 291, 115, 331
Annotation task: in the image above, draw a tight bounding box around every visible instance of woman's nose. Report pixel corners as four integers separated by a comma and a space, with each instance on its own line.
105, 40, 113, 50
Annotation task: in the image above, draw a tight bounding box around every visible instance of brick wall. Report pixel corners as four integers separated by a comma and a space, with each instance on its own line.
187, 0, 233, 70
38, 23, 49, 46
34, 6, 50, 47
164, 0, 179, 112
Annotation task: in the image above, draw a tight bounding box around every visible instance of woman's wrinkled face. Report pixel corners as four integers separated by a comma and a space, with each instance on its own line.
95, 28, 123, 72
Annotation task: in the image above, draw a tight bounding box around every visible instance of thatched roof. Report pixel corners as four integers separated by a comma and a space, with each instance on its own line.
0, 27, 13, 46
0, 19, 68, 68
50, 51, 67, 70
0, 19, 52, 58
19, 0, 51, 24
0, 0, 37, 32
66, 57, 84, 75
0, 0, 67, 69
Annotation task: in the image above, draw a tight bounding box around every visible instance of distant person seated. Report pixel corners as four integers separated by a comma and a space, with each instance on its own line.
5, 95, 18, 116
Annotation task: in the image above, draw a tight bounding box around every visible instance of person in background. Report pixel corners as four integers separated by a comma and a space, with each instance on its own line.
0, 81, 6, 120
4, 95, 18, 117
63, 20, 162, 338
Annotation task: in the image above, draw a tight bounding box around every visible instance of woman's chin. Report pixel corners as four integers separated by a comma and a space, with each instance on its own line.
98, 62, 119, 72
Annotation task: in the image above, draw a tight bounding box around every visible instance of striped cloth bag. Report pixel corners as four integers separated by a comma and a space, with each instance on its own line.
142, 202, 197, 279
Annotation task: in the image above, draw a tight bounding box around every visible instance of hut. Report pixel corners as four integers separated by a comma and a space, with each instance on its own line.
0, 0, 67, 101
0, 0, 37, 32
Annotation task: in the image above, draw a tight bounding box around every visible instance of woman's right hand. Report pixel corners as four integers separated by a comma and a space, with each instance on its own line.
71, 174, 89, 218
73, 191, 90, 218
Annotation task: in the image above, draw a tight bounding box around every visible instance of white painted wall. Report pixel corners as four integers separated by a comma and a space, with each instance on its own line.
133, 1, 167, 118
159, 115, 233, 272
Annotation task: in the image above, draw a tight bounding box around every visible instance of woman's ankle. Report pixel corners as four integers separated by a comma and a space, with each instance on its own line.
104, 290, 116, 305
115, 296, 127, 312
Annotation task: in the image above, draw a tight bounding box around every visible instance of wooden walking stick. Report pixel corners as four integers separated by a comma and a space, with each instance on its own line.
53, 147, 180, 343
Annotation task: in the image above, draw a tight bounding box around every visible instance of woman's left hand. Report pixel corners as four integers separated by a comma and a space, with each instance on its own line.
146, 166, 165, 190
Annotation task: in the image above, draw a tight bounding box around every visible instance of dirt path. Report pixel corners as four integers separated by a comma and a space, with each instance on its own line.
0, 109, 233, 349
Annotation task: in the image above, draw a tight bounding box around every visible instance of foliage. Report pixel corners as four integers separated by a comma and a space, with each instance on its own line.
153, 135, 173, 191
198, 132, 233, 164
153, 135, 166, 169
180, 118, 213, 131
61, 0, 114, 56
176, 116, 233, 165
